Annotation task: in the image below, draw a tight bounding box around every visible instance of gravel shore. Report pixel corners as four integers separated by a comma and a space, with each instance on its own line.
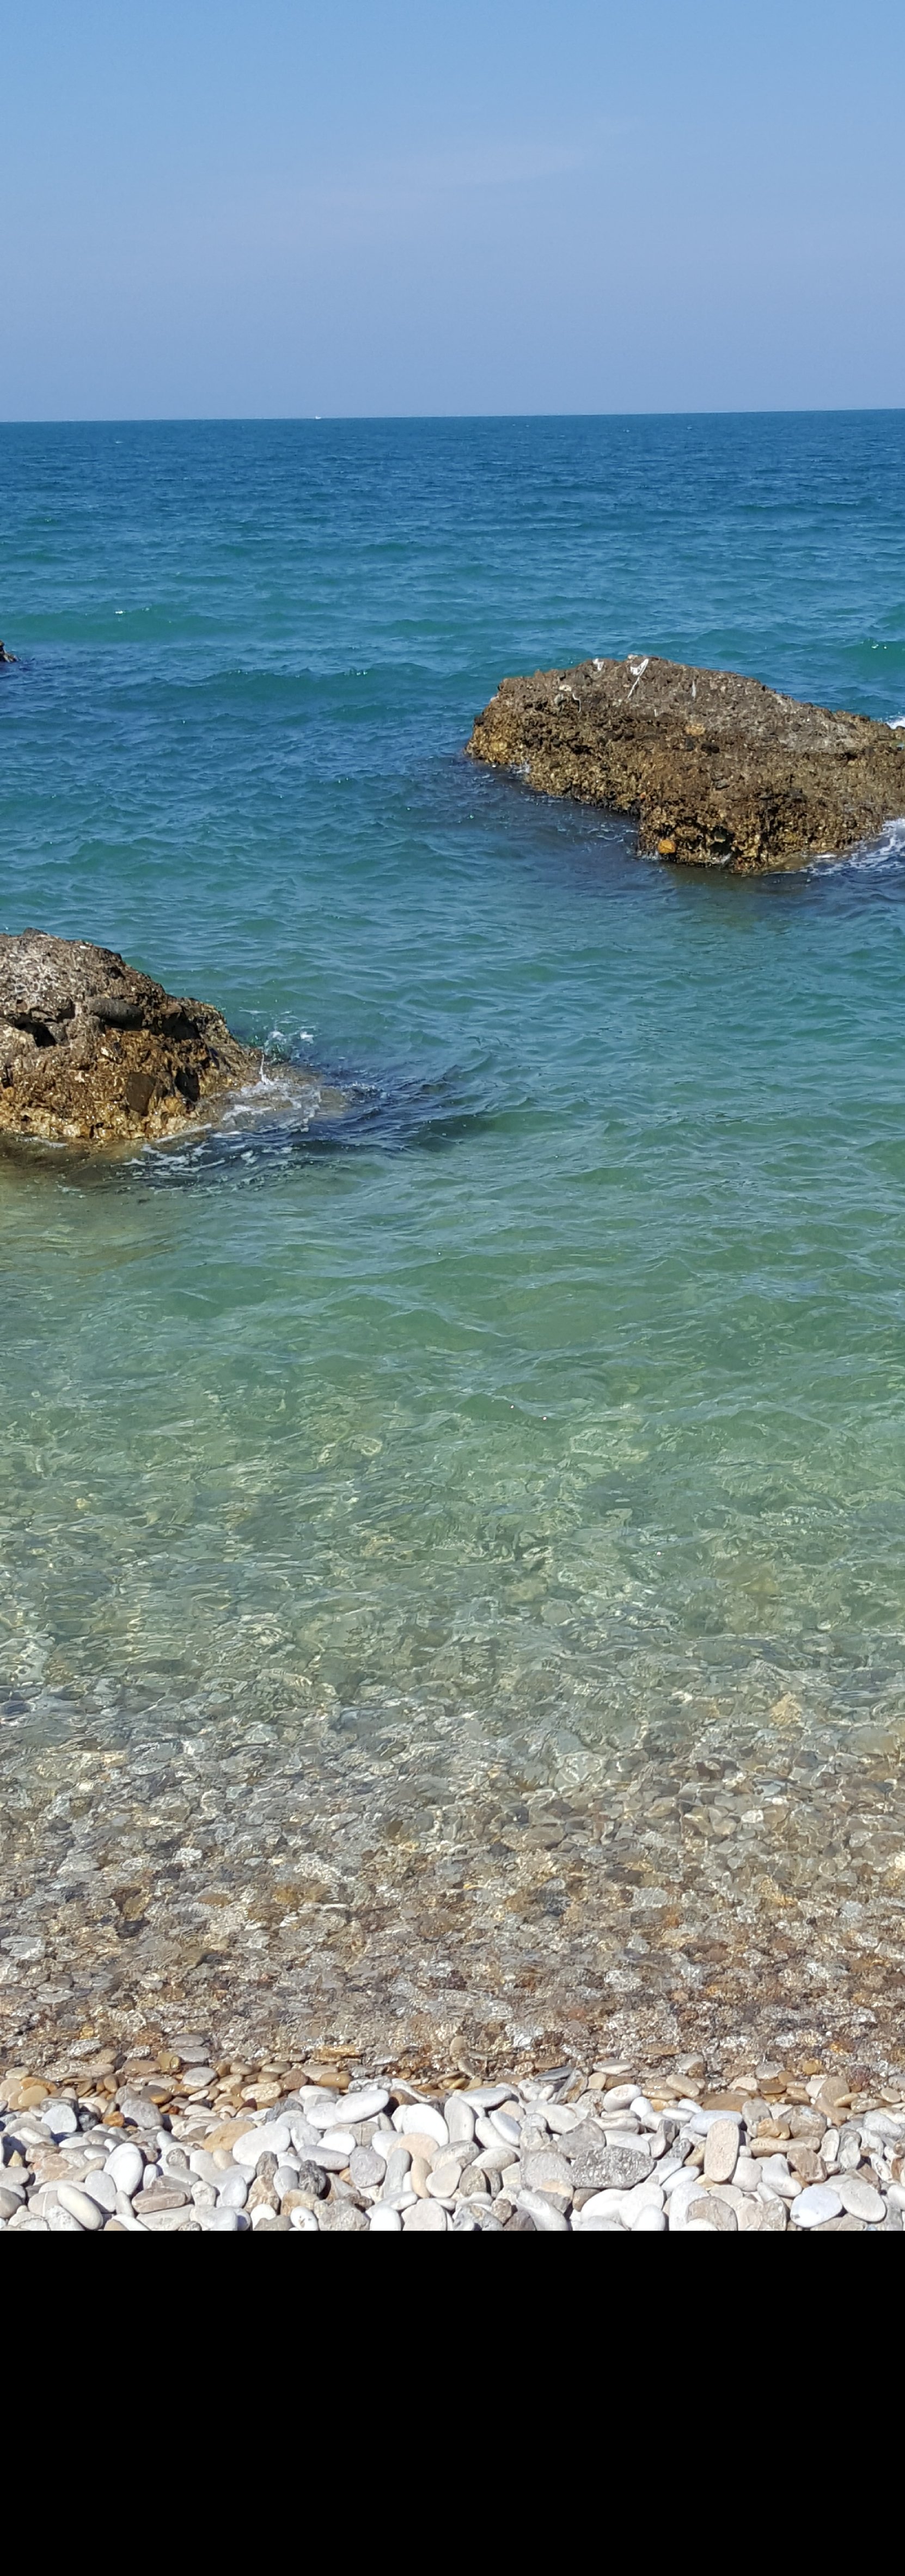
4, 2040, 904, 2231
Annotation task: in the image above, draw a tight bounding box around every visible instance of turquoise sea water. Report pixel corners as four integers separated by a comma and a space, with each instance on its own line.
2, 413, 905, 1789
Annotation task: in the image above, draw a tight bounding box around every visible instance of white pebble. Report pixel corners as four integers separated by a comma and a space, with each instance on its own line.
41, 2101, 80, 2140
104, 2142, 144, 2198
217, 2169, 249, 2208
303, 2098, 344, 2131
340, 2088, 389, 2125
489, 2109, 521, 2145
56, 2182, 105, 2231
461, 2086, 517, 2110
232, 2120, 291, 2166
444, 2096, 476, 2144
836, 2173, 885, 2223
402, 2199, 448, 2230
81, 2169, 118, 2213
517, 2190, 569, 2233
392, 2104, 449, 2148
790, 2183, 844, 2227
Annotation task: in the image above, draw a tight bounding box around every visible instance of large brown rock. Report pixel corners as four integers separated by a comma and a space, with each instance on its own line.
466, 653, 905, 869
0, 931, 261, 1143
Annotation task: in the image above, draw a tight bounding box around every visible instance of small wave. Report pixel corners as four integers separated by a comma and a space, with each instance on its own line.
136, 1057, 500, 1187
822, 815, 905, 877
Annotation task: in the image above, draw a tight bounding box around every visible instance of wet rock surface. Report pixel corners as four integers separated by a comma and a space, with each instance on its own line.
467, 655, 905, 869
0, 932, 261, 1143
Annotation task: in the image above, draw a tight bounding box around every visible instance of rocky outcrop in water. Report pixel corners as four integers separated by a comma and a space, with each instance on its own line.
467, 654, 905, 869
0, 932, 260, 1143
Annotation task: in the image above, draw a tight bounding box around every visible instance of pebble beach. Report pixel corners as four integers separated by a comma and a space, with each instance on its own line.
3, 2038, 905, 2232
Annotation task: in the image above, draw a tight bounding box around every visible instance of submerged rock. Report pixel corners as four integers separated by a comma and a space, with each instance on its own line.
0, 931, 261, 1143
467, 653, 905, 869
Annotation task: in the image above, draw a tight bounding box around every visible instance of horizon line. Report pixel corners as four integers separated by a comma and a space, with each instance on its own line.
1, 404, 904, 429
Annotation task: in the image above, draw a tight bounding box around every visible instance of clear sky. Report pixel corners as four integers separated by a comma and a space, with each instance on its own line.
2, 0, 903, 419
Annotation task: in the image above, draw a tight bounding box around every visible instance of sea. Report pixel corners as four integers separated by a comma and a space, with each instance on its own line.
3, 413, 905, 2065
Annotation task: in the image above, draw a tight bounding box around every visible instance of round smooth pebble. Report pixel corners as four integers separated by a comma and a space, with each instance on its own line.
575, 2188, 627, 2223
339, 2088, 389, 2125
517, 2190, 569, 2233
396, 2131, 441, 2168
41, 2101, 80, 2140
103, 2142, 145, 2197
232, 2120, 291, 2166
444, 2096, 475, 2145
381, 2148, 412, 2196
320, 2128, 357, 2156
461, 2087, 517, 2110
632, 2205, 667, 2231
205, 2207, 243, 2231
392, 2104, 449, 2148
216, 2168, 249, 2208
836, 2173, 885, 2222
57, 2182, 105, 2231
790, 2183, 844, 2227
304, 2098, 345, 2131
82, 2170, 118, 2214
686, 2194, 737, 2231
703, 2119, 740, 2184
426, 2157, 463, 2199
349, 2145, 387, 2189
402, 2199, 448, 2230
489, 2109, 521, 2146
664, 2177, 705, 2229
369, 2205, 402, 2231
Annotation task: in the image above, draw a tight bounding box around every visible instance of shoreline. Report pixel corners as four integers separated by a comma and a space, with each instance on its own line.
3, 1664, 905, 2093
3, 2039, 902, 2231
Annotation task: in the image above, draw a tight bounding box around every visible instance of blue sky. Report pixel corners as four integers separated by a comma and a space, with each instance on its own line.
2, 0, 902, 417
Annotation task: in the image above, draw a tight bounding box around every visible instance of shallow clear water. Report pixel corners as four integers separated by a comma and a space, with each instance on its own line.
3, 417, 905, 2061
